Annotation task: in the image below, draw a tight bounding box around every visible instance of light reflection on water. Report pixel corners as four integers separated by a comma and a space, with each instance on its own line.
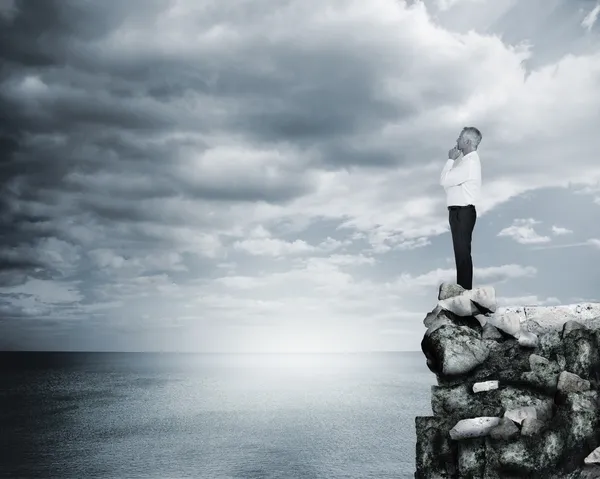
2, 351, 435, 479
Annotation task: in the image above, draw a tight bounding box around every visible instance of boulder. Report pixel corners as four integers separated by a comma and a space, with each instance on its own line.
489, 417, 520, 440
504, 406, 537, 425
518, 331, 539, 348
421, 324, 489, 376
485, 308, 523, 338
482, 323, 503, 340
521, 417, 545, 436
557, 371, 590, 394
470, 285, 497, 314
449, 417, 501, 440
416, 293, 600, 478
438, 282, 466, 300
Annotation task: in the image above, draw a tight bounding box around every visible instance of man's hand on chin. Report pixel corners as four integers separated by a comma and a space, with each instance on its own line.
448, 147, 461, 160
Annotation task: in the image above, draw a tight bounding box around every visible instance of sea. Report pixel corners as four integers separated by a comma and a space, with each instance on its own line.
0, 351, 436, 479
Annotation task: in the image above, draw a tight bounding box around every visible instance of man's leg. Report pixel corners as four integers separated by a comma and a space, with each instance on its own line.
449, 206, 477, 290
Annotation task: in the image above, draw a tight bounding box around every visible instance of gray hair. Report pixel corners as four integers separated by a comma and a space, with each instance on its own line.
462, 127, 482, 149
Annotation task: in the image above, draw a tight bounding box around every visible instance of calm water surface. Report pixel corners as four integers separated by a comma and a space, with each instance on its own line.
1, 352, 435, 479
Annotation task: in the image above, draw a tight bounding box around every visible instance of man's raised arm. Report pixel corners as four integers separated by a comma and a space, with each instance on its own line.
440, 157, 478, 187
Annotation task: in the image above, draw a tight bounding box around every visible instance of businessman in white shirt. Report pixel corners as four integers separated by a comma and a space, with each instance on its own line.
439, 127, 482, 290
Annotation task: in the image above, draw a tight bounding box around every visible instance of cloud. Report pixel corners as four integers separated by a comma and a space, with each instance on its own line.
1, 0, 600, 351
582, 2, 600, 32
434, 0, 485, 12
551, 225, 573, 235
497, 219, 551, 244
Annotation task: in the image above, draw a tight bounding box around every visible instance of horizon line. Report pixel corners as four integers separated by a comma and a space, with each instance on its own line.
0, 349, 422, 354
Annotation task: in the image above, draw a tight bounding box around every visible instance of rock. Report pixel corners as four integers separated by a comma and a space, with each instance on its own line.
585, 445, 600, 464
498, 387, 554, 422
421, 324, 489, 376
485, 309, 522, 338
563, 328, 600, 379
562, 320, 586, 338
521, 417, 544, 436
438, 282, 466, 300
557, 371, 591, 394
449, 417, 501, 440
504, 406, 537, 425
521, 356, 562, 393
474, 314, 488, 327
518, 331, 539, 348
470, 286, 497, 314
424, 315, 454, 337
439, 294, 480, 317
431, 383, 502, 420
415, 416, 457, 477
473, 380, 499, 393
523, 303, 600, 335
529, 354, 550, 371
457, 438, 485, 478
574, 466, 600, 479
521, 370, 560, 394
423, 304, 443, 328
416, 293, 600, 478
489, 417, 520, 440
482, 323, 503, 340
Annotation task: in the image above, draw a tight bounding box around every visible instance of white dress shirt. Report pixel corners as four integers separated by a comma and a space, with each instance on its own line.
440, 151, 481, 207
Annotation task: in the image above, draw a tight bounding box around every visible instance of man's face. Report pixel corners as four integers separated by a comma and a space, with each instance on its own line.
457, 131, 467, 151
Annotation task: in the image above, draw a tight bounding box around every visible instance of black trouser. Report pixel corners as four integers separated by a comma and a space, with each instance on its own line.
448, 204, 477, 290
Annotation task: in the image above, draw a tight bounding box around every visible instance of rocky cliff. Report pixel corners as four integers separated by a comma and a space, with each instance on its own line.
415, 283, 600, 478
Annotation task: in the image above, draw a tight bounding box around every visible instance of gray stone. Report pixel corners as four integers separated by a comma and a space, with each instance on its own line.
424, 315, 454, 337
457, 438, 485, 478
473, 380, 499, 393
424, 304, 443, 328
529, 353, 550, 371
421, 324, 489, 376
439, 294, 480, 317
504, 406, 537, 425
584, 445, 600, 464
557, 371, 591, 394
562, 320, 586, 338
423, 304, 443, 328
489, 417, 520, 440
560, 391, 600, 444
438, 282, 466, 301
482, 323, 503, 340
498, 387, 554, 422
521, 417, 544, 436
416, 294, 600, 479
556, 353, 567, 370
485, 430, 564, 475
431, 383, 502, 420
415, 416, 457, 478
521, 370, 560, 394
523, 303, 600, 335
518, 331, 539, 348
563, 328, 600, 379
571, 466, 600, 479
486, 309, 522, 338
470, 286, 497, 314
449, 417, 501, 440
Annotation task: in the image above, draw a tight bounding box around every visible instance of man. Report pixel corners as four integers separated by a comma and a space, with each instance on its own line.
440, 127, 482, 290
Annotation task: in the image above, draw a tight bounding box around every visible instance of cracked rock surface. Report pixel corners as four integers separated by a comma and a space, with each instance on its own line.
415, 284, 600, 478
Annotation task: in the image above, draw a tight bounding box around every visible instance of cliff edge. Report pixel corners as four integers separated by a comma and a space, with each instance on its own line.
415, 283, 600, 478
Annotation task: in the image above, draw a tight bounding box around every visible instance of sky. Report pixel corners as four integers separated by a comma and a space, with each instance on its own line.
1, 0, 600, 353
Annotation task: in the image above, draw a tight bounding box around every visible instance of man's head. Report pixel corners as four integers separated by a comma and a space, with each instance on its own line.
457, 127, 482, 155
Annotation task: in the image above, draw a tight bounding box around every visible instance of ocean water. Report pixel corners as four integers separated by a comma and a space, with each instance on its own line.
1, 352, 435, 479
